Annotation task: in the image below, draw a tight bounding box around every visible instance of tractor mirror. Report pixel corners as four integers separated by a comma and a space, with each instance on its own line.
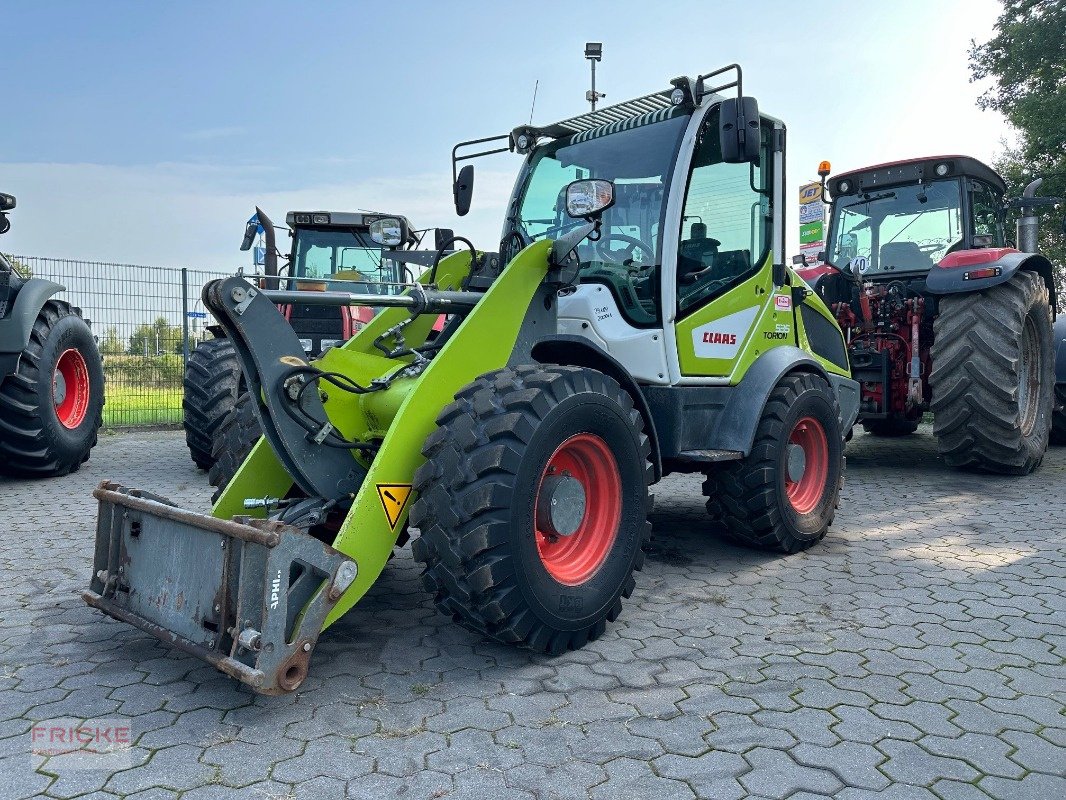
454, 165, 474, 217
369, 217, 407, 248
0, 193, 15, 212
565, 179, 615, 218
240, 218, 258, 252
719, 97, 761, 164
434, 228, 455, 251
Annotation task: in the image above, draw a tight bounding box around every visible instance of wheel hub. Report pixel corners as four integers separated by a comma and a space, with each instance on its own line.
53, 370, 67, 406
786, 442, 806, 483
536, 472, 587, 538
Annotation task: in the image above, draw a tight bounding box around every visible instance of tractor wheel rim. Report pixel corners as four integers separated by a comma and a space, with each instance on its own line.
784, 416, 828, 515
1018, 314, 1040, 435
534, 433, 622, 586
54, 348, 91, 429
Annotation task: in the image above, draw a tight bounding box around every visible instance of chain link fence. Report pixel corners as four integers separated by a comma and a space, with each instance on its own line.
5, 255, 232, 428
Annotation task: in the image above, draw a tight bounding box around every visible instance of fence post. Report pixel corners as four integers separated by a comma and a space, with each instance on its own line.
181, 267, 190, 370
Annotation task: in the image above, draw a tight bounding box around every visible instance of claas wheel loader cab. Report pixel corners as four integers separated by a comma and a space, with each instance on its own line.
0, 192, 105, 477
796, 156, 1062, 473
84, 65, 859, 694
182, 207, 432, 474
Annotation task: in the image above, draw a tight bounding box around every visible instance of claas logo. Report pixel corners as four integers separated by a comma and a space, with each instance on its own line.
702, 331, 737, 345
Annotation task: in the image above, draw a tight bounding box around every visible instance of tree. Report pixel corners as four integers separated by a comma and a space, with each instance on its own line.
970, 0, 1066, 294
100, 326, 125, 356
128, 317, 182, 356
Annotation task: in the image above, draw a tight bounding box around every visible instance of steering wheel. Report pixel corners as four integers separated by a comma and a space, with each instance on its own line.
592, 233, 655, 266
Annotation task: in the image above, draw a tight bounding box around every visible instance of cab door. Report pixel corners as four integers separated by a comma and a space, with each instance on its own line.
668, 106, 790, 381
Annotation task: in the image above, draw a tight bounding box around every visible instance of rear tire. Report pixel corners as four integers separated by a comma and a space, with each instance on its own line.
207, 391, 261, 502
703, 373, 843, 553
182, 337, 242, 470
862, 415, 920, 437
409, 365, 652, 654
0, 300, 104, 477
929, 270, 1053, 474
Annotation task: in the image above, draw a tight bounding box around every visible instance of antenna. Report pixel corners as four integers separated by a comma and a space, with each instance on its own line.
528, 80, 539, 125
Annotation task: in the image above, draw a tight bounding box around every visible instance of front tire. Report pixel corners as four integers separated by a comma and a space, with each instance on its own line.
207, 391, 261, 502
703, 372, 843, 553
0, 300, 104, 477
1050, 384, 1066, 446
182, 337, 242, 470
929, 270, 1053, 474
409, 366, 652, 655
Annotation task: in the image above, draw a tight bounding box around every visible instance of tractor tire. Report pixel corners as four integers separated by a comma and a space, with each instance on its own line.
862, 415, 921, 437
207, 391, 262, 502
0, 300, 104, 477
703, 372, 843, 553
929, 270, 1053, 474
182, 337, 242, 471
1051, 384, 1066, 446
409, 365, 652, 655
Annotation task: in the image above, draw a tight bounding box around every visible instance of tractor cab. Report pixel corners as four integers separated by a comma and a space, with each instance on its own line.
818, 156, 1008, 288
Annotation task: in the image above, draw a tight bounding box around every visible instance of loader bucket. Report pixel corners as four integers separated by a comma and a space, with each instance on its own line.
82, 482, 357, 694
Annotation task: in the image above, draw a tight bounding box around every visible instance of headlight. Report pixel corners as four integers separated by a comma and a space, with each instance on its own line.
312, 213, 330, 224
934, 162, 951, 177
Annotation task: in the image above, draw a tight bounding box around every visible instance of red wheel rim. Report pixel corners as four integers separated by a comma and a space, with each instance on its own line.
785, 416, 828, 515
54, 348, 91, 429
534, 433, 622, 586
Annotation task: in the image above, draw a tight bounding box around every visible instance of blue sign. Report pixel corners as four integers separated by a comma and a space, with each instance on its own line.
186, 311, 208, 319
253, 246, 266, 267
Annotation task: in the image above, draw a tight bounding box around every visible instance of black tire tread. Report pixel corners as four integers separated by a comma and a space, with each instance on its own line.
1050, 384, 1066, 446
207, 391, 261, 502
408, 365, 652, 655
702, 372, 841, 554
929, 270, 1053, 474
182, 337, 242, 470
0, 300, 104, 477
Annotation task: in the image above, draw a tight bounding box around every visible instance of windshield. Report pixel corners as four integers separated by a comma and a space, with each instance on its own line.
826, 179, 964, 276
507, 112, 688, 326
292, 227, 384, 280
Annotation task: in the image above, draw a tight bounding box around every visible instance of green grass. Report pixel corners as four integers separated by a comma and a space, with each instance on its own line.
103, 385, 183, 427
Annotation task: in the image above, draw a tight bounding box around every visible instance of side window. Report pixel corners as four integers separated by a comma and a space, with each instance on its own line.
969, 180, 1005, 247
677, 108, 772, 315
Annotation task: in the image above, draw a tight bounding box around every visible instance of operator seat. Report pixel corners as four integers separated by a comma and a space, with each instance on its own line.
879, 241, 933, 272
678, 222, 721, 284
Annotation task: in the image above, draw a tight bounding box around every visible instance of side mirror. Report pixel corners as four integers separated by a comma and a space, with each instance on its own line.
0, 193, 15, 212
719, 96, 760, 164
565, 179, 615, 218
240, 218, 259, 251
434, 228, 455, 251
369, 217, 407, 248
454, 165, 474, 217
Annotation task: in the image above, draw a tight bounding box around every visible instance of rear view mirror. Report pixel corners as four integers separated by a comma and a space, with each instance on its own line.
369, 217, 407, 248
719, 96, 760, 164
0, 193, 15, 212
565, 179, 615, 218
434, 228, 455, 251
454, 165, 474, 217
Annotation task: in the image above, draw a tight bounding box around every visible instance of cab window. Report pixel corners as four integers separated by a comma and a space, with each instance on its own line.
969, 180, 1005, 247
677, 107, 773, 315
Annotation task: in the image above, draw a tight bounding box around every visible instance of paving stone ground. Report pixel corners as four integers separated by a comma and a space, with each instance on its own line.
1, 426, 1063, 799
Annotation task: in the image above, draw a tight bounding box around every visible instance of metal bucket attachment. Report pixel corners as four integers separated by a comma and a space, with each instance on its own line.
83, 481, 357, 694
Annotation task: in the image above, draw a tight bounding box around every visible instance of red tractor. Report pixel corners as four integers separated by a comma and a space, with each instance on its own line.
797, 156, 1062, 474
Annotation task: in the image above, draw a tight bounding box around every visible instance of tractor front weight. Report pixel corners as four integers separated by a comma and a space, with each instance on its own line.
84, 241, 554, 693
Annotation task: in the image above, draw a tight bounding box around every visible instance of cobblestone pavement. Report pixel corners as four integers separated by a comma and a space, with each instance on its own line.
1, 426, 1064, 800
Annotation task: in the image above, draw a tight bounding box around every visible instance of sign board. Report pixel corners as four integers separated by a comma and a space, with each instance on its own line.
253, 246, 266, 267
798, 182, 826, 265
185, 311, 207, 319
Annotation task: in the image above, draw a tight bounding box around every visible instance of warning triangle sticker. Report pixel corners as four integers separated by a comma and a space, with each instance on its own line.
376, 483, 413, 530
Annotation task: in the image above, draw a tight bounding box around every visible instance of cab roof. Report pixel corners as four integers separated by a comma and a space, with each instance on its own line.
828, 155, 1007, 196
285, 211, 414, 229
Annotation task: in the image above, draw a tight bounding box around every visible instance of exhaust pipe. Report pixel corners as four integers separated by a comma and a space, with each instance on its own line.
1017, 178, 1043, 254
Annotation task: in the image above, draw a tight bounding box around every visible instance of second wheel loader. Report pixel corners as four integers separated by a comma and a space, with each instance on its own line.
84, 65, 859, 694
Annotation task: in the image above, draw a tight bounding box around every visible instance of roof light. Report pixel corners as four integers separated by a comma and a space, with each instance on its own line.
818, 161, 831, 177
670, 87, 686, 106
934, 162, 951, 177
312, 213, 330, 224
838, 179, 852, 194
294, 213, 311, 224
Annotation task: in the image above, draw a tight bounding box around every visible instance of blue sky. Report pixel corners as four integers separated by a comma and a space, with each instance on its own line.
3, 0, 1009, 268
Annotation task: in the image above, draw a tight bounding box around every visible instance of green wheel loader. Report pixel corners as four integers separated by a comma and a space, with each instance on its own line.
83, 65, 859, 694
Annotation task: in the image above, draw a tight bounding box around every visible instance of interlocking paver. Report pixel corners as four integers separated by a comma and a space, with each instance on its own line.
0, 428, 1061, 797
